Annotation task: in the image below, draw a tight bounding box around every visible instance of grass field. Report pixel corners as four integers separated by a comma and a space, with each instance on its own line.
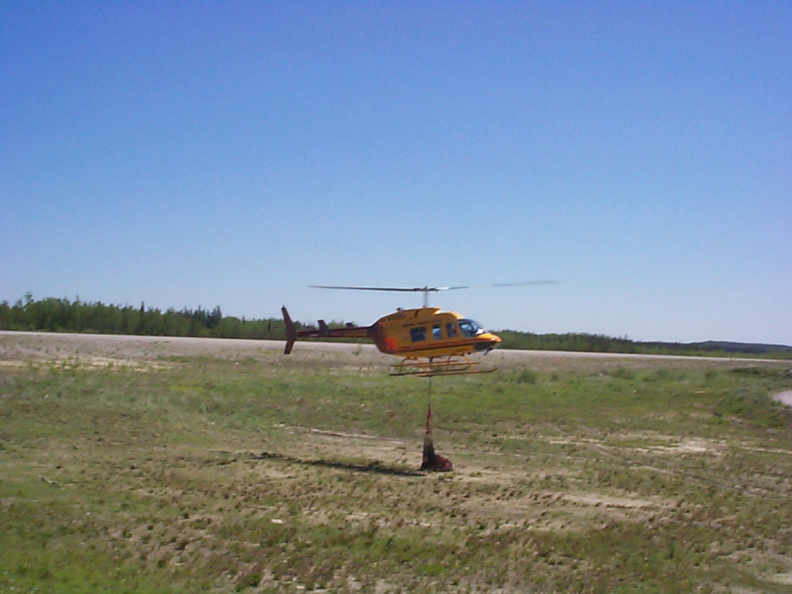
2, 332, 791, 593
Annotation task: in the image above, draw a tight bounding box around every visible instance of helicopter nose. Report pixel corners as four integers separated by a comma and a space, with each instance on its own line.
474, 333, 501, 352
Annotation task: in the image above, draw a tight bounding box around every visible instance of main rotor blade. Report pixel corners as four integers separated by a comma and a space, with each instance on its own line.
308, 282, 557, 308
308, 281, 558, 292
482, 280, 558, 288
424, 281, 559, 290
308, 285, 444, 293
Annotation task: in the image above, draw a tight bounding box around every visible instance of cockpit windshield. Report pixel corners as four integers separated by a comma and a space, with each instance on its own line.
458, 319, 486, 338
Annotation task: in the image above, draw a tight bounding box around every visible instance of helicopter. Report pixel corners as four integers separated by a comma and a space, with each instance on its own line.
282, 283, 555, 376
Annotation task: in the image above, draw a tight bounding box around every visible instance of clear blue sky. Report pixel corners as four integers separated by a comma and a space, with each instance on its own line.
2, 2, 790, 344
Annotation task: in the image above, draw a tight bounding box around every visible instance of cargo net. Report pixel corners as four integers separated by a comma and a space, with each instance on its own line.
420, 403, 453, 472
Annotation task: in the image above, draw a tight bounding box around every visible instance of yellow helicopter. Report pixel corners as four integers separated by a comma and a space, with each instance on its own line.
282, 283, 554, 376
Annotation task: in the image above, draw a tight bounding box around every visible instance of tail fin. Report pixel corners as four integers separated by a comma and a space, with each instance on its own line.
282, 306, 297, 354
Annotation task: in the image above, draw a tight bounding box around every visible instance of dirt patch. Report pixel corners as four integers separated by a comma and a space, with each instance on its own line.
773, 390, 792, 406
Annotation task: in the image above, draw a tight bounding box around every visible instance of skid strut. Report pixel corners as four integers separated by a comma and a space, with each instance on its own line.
390, 354, 497, 377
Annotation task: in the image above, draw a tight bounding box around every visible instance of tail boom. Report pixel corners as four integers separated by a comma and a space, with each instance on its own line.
281, 306, 371, 354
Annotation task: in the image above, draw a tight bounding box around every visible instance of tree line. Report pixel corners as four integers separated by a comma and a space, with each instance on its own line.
0, 294, 289, 340
1, 294, 790, 358
496, 330, 792, 358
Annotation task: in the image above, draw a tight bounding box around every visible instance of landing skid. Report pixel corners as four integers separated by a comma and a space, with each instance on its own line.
389, 355, 497, 377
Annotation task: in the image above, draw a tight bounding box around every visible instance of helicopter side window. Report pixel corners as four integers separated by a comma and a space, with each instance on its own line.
432, 324, 442, 340
446, 322, 458, 338
458, 319, 485, 338
410, 327, 427, 342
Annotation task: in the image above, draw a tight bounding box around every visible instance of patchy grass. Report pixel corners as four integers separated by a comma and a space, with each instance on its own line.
1, 333, 791, 592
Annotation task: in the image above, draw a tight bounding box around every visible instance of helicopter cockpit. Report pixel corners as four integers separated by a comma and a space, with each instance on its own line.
458, 319, 487, 338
